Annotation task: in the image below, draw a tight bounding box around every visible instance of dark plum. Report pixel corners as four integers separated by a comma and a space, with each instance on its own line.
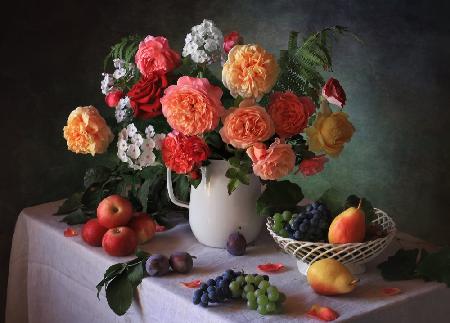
145, 254, 170, 276
226, 232, 247, 256
169, 251, 195, 274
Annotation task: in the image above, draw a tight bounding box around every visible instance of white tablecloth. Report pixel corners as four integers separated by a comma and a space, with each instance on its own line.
5, 201, 450, 323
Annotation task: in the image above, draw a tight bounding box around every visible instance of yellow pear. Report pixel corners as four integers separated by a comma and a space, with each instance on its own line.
307, 258, 359, 296
328, 202, 365, 244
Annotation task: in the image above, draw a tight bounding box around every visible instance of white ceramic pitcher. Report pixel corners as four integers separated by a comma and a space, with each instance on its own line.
166, 160, 264, 248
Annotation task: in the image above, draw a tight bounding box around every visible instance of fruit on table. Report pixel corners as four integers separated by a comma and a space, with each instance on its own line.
328, 201, 365, 243
97, 195, 133, 229
169, 252, 195, 274
307, 258, 359, 296
226, 232, 247, 256
102, 226, 137, 257
128, 212, 156, 244
81, 219, 108, 247
272, 202, 332, 242
192, 269, 286, 315
146, 254, 170, 276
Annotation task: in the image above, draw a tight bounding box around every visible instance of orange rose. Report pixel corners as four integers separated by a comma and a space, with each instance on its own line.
246, 139, 296, 180
268, 91, 316, 138
222, 44, 279, 101
63, 106, 114, 156
161, 76, 224, 135
219, 99, 275, 149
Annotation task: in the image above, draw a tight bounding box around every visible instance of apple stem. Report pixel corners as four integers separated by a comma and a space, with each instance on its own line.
350, 278, 360, 286
357, 199, 362, 209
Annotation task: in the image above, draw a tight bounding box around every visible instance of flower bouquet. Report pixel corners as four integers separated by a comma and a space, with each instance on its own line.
59, 20, 356, 247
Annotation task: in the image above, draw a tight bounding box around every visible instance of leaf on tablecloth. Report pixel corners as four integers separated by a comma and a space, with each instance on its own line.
180, 279, 202, 288
106, 275, 134, 316
417, 247, 450, 287
55, 192, 83, 215
377, 249, 420, 280
60, 209, 91, 225
381, 287, 401, 296
63, 227, 78, 237
127, 263, 144, 287
307, 304, 339, 321
257, 263, 285, 272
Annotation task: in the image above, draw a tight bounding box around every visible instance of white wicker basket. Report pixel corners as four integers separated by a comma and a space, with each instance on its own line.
266, 208, 396, 275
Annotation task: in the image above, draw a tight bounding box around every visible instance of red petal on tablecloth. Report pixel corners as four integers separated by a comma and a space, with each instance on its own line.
155, 224, 166, 232
382, 287, 401, 296
63, 228, 78, 237
180, 280, 202, 288
307, 304, 339, 321
257, 263, 285, 272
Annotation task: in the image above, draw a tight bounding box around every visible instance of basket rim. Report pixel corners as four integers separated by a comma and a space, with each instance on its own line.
266, 207, 397, 248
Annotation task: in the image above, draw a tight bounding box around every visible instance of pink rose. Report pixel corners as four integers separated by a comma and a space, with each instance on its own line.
246, 139, 296, 180
161, 76, 224, 135
223, 31, 243, 54
105, 89, 123, 108
322, 78, 346, 108
298, 155, 329, 176
135, 35, 181, 78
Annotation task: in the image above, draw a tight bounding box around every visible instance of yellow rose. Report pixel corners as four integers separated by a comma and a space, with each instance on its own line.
63, 106, 114, 156
222, 44, 279, 101
305, 102, 355, 157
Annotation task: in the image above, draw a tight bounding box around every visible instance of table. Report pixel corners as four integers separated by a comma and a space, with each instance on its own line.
5, 201, 450, 323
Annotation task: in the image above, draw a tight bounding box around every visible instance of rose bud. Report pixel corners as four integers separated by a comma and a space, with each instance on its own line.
223, 31, 243, 54
322, 78, 346, 108
105, 89, 124, 108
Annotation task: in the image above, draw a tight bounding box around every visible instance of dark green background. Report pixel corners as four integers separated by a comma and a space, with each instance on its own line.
2, 0, 450, 320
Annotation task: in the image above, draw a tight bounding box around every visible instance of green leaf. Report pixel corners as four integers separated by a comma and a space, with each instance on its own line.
417, 247, 450, 287
54, 192, 83, 215
82, 184, 105, 210
105, 274, 134, 316
97, 263, 127, 298
84, 166, 111, 189
138, 179, 151, 212
135, 250, 151, 259
225, 168, 239, 179
256, 181, 303, 216
318, 188, 346, 216
236, 171, 250, 185
127, 263, 144, 287
60, 209, 91, 225
377, 249, 420, 281
174, 174, 190, 202
229, 157, 240, 168
227, 178, 240, 195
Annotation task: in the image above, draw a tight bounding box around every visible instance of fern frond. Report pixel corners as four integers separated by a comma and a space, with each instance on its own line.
103, 35, 142, 70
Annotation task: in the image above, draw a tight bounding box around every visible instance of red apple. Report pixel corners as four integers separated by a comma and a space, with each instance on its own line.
102, 226, 137, 257
129, 213, 156, 244
97, 195, 133, 229
81, 219, 108, 246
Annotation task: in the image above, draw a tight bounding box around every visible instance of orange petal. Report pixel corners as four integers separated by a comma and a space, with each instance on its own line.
180, 279, 202, 288
155, 224, 166, 232
64, 227, 78, 237
257, 263, 285, 272
307, 304, 339, 321
382, 287, 401, 296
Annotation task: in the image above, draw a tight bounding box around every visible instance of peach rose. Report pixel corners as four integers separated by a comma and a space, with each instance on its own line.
222, 44, 279, 101
305, 101, 355, 157
246, 139, 296, 180
63, 106, 114, 156
161, 76, 225, 135
268, 91, 316, 138
135, 35, 181, 78
219, 99, 275, 149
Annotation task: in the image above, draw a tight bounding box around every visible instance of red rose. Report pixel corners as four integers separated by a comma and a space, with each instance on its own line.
162, 131, 210, 174
322, 78, 346, 108
298, 155, 328, 176
105, 89, 123, 108
223, 31, 243, 54
127, 74, 168, 119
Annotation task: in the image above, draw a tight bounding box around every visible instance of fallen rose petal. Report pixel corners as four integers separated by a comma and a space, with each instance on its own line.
155, 224, 166, 232
64, 227, 78, 237
180, 280, 202, 288
307, 304, 339, 321
382, 287, 401, 296
257, 263, 285, 272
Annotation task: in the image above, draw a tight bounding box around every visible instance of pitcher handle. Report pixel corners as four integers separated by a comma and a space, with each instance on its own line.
166, 168, 190, 209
